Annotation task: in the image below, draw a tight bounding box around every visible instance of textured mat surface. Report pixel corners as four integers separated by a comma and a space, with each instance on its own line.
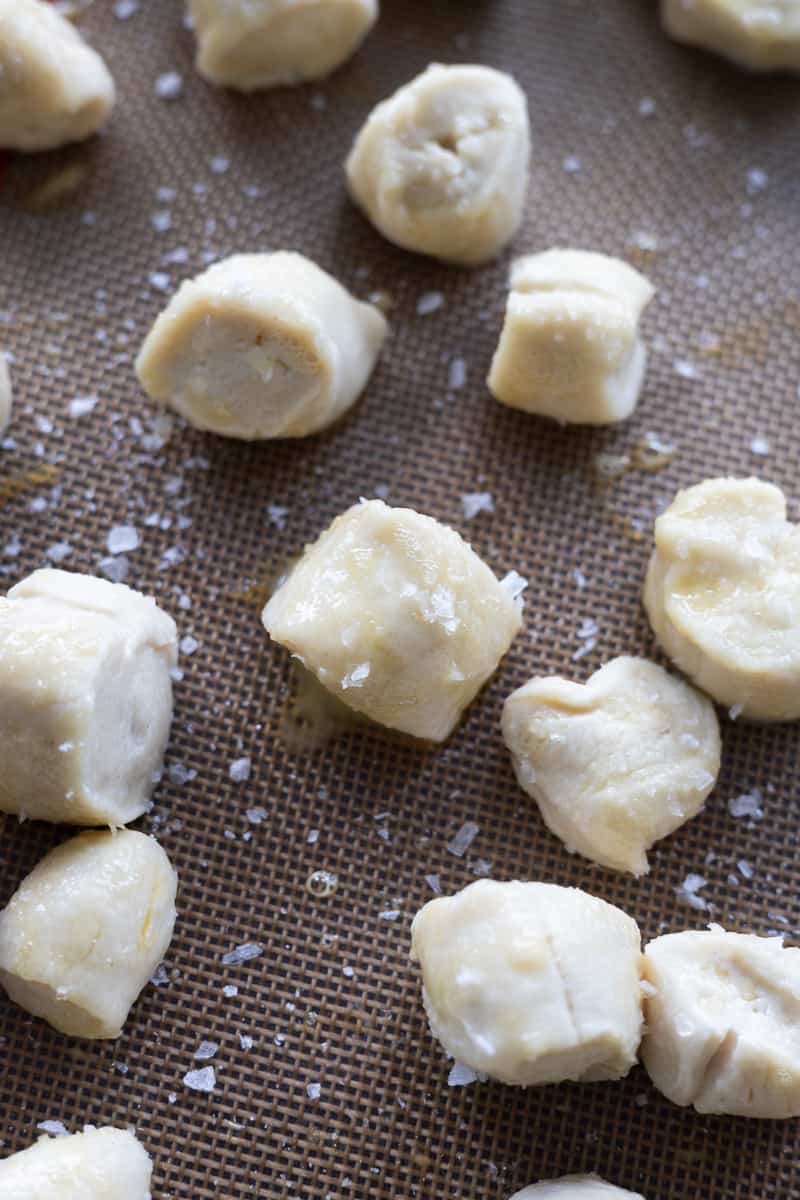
1, 1, 800, 1196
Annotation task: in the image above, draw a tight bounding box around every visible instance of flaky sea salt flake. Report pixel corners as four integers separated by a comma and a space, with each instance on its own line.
447, 821, 479, 858
229, 756, 251, 783
221, 942, 263, 966
183, 1066, 215, 1093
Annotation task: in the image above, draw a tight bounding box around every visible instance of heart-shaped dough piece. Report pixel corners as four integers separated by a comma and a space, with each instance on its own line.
502, 656, 720, 876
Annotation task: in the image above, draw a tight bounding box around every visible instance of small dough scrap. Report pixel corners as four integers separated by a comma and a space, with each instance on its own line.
502, 656, 721, 876
0, 354, 11, 434
643, 476, 800, 720
346, 63, 530, 266
410, 879, 643, 1086
488, 249, 654, 424
510, 1178, 646, 1200
0, 1126, 152, 1199
189, 0, 378, 90
136, 252, 388, 440
661, 0, 800, 71
0, 568, 177, 825
0, 830, 178, 1039
0, 0, 115, 152
262, 499, 523, 741
641, 927, 800, 1117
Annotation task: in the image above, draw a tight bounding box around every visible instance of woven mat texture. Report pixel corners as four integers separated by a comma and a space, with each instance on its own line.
1, 1, 799, 1196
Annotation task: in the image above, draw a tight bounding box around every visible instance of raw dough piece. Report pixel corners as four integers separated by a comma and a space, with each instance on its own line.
0, 830, 178, 1039
643, 476, 800, 720
0, 354, 11, 434
661, 0, 800, 71
0, 568, 177, 825
189, 0, 378, 90
136, 252, 388, 440
501, 656, 721, 875
488, 249, 654, 424
0, 1126, 152, 1199
262, 499, 523, 741
510, 1179, 645, 1200
0, 0, 115, 152
410, 879, 643, 1086
641, 927, 800, 1117
346, 63, 530, 266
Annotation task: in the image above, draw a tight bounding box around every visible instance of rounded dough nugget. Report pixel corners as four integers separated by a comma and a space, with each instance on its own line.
410, 879, 643, 1086
189, 0, 378, 90
661, 0, 800, 71
641, 927, 800, 1117
262, 499, 524, 741
345, 63, 530, 266
0, 569, 177, 825
0, 354, 11, 434
0, 830, 178, 1039
502, 656, 721, 876
643, 477, 800, 720
136, 252, 388, 440
488, 249, 654, 424
0, 1126, 152, 1199
510, 1179, 645, 1200
0, 0, 115, 152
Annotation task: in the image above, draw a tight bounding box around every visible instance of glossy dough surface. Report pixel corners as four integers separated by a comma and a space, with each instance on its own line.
488, 249, 654, 424
641, 927, 800, 1117
502, 656, 721, 875
510, 1179, 645, 1200
0, 0, 115, 151
643, 477, 800, 720
0, 830, 178, 1039
136, 252, 388, 440
0, 1126, 152, 1199
0, 569, 177, 825
346, 63, 530, 265
661, 0, 800, 71
189, 0, 378, 90
410, 879, 643, 1086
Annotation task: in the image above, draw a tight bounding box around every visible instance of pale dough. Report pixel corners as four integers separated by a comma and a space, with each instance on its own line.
661, 0, 800, 71
410, 879, 643, 1086
501, 656, 721, 876
641, 927, 800, 1118
346, 63, 530, 266
0, 354, 11, 434
0, 568, 177, 825
0, 830, 177, 1039
136, 251, 388, 440
0, 0, 115, 152
262, 499, 523, 741
488, 249, 654, 424
510, 1179, 645, 1200
0, 1126, 151, 1199
643, 476, 800, 720
189, 0, 378, 90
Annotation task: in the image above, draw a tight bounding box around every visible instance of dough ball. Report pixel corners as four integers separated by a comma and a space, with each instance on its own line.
643, 476, 800, 720
345, 63, 530, 266
502, 656, 721, 876
661, 0, 800, 71
410, 879, 643, 1086
0, 354, 11, 434
0, 568, 177, 825
488, 249, 654, 424
263, 500, 523, 741
189, 0, 378, 90
0, 0, 115, 152
510, 1179, 645, 1200
0, 1126, 152, 1198
136, 252, 388, 440
0, 830, 178, 1039
641, 927, 800, 1117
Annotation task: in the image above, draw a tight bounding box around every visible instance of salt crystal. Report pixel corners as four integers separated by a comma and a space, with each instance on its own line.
35, 415, 53, 434
194, 1040, 219, 1060
573, 568, 587, 589
572, 638, 596, 661
306, 1082, 321, 1100
183, 1066, 215, 1093
267, 504, 289, 529
746, 167, 768, 195
209, 155, 230, 175
221, 942, 263, 965
168, 762, 196, 786
310, 92, 327, 111
499, 570, 528, 602
180, 635, 199, 655
675, 873, 708, 910
379, 909, 401, 921
239, 1034, 254, 1050
461, 492, 494, 521
750, 435, 770, 456
342, 965, 355, 978
149, 271, 171, 293
37, 1120, 68, 1136
98, 555, 129, 583
229, 756, 251, 783
151, 210, 172, 233
578, 618, 599, 639
150, 964, 169, 987
3, 535, 21, 559
246, 806, 268, 825
638, 96, 656, 117
673, 358, 698, 380
307, 829, 319, 845
47, 542, 71, 563
425, 873, 441, 894
155, 72, 183, 101
68, 394, 98, 418
631, 230, 659, 252
447, 821, 479, 858
729, 789, 764, 820
416, 291, 444, 316
113, 0, 139, 16
222, 985, 238, 998
448, 358, 467, 390
737, 859, 754, 879
729, 703, 743, 720
562, 155, 581, 173
448, 1062, 479, 1087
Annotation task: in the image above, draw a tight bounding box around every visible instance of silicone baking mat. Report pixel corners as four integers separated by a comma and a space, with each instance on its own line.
1, 1, 799, 1196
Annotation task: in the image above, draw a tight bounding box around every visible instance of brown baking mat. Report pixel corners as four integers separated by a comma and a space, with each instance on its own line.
1, 1, 800, 1196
